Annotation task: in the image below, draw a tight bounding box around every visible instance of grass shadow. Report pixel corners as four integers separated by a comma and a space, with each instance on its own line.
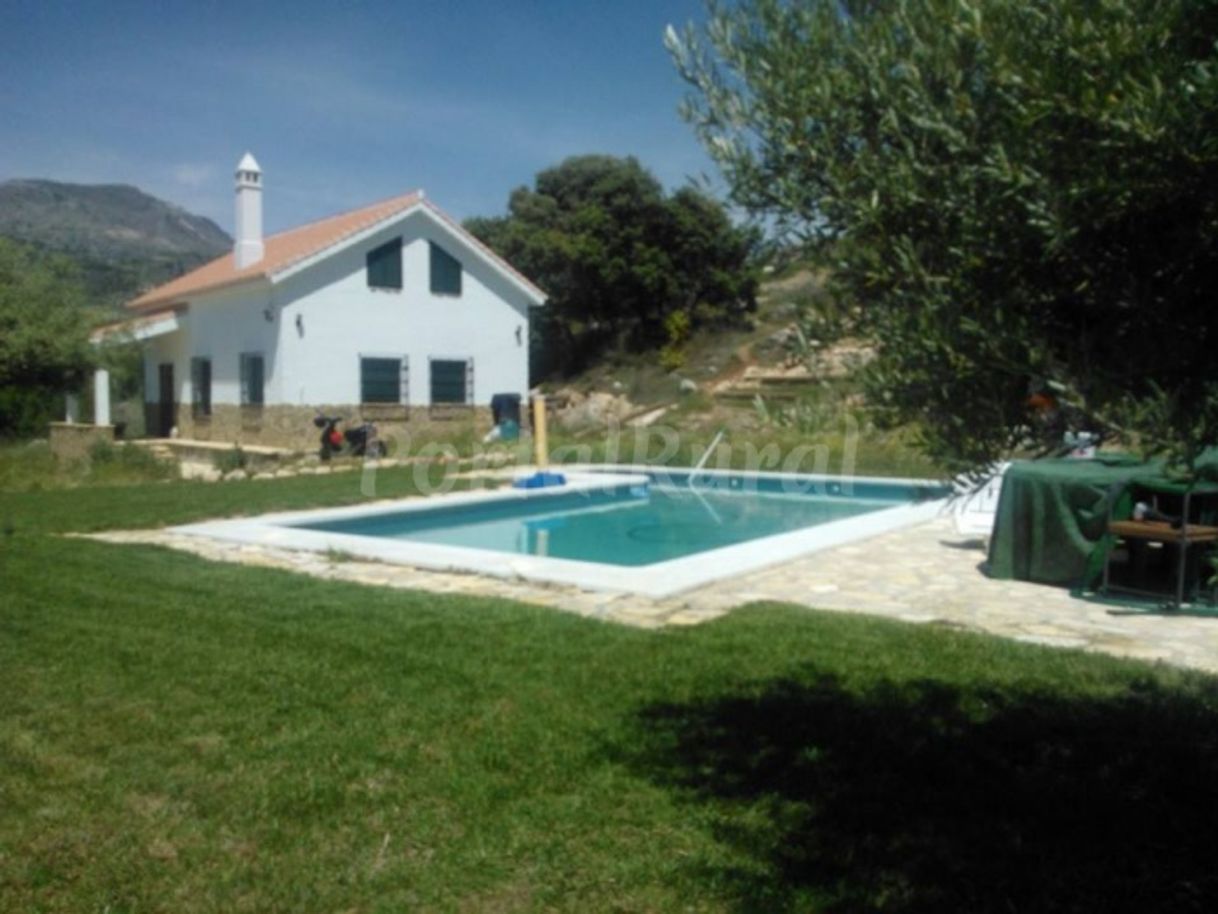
624, 671, 1218, 913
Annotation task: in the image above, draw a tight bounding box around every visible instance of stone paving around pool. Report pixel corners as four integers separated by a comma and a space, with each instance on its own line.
88, 516, 1218, 675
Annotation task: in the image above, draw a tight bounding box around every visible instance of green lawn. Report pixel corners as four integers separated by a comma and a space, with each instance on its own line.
3, 471, 1218, 911
0, 460, 473, 536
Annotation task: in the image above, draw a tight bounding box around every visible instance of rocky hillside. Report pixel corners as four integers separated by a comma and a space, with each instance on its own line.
0, 179, 230, 307
545, 268, 857, 428
539, 265, 935, 477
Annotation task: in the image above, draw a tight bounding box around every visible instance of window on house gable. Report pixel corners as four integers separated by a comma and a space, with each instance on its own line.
191, 357, 212, 418
361, 356, 407, 404
367, 237, 403, 290
429, 242, 462, 296
430, 358, 472, 404
239, 352, 265, 406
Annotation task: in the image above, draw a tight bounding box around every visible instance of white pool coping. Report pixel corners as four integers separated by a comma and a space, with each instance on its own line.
173, 468, 949, 599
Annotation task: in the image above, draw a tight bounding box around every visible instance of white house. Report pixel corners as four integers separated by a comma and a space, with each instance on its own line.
91, 153, 546, 450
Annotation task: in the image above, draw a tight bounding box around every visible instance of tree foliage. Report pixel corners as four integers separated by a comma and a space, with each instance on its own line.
466, 155, 760, 378
668, 0, 1218, 471
0, 237, 93, 435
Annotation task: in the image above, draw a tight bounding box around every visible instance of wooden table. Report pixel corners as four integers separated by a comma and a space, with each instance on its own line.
1103, 520, 1218, 607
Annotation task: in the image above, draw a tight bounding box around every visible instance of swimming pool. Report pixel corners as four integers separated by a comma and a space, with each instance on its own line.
176, 469, 948, 597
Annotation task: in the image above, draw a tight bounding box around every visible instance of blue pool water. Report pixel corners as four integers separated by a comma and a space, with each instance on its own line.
295, 475, 940, 567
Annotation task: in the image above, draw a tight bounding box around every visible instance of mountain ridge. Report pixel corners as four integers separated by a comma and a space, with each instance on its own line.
0, 178, 231, 260
0, 178, 232, 307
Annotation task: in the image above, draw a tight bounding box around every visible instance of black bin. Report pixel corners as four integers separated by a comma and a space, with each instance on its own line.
490, 393, 522, 426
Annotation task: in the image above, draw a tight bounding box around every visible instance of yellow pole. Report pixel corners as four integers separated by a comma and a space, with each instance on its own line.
532, 395, 549, 470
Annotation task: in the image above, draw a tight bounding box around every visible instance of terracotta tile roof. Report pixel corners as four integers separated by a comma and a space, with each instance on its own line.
128, 191, 547, 310
128, 191, 424, 310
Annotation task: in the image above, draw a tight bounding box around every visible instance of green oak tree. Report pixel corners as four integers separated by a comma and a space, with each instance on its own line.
466, 155, 760, 378
668, 0, 1218, 471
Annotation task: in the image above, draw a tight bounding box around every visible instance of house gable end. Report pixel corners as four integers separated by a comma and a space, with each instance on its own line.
268, 202, 546, 309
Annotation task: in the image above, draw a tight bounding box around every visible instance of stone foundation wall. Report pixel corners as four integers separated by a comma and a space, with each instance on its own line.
48, 422, 116, 462
171, 404, 494, 453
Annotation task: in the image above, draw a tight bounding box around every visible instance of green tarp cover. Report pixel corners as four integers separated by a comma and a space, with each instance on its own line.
987, 449, 1218, 588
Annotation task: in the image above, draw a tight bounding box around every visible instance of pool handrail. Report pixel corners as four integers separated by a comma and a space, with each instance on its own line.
690, 428, 726, 487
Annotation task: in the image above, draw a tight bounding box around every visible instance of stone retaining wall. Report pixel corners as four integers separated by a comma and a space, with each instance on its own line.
48, 422, 116, 462
169, 404, 493, 452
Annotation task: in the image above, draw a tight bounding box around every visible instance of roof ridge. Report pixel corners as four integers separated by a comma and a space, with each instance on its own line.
263, 191, 424, 277
261, 189, 422, 242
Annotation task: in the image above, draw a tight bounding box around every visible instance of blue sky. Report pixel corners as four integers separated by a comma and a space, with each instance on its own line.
0, 0, 716, 234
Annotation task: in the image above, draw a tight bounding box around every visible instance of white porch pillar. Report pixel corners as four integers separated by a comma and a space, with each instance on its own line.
94, 367, 111, 426
65, 393, 80, 423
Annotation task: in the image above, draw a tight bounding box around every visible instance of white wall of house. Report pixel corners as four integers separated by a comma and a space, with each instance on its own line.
143, 207, 534, 413
274, 208, 532, 407
144, 283, 281, 408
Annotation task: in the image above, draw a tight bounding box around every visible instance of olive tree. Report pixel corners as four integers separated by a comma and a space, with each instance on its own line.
0, 238, 93, 436
668, 0, 1218, 471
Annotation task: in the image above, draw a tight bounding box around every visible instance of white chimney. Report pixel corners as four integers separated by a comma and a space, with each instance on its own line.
234, 151, 264, 268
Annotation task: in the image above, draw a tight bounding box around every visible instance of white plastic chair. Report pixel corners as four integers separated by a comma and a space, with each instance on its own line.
951, 462, 1010, 539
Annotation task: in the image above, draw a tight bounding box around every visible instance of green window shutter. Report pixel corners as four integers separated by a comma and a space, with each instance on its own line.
191, 358, 211, 417
430, 359, 468, 404
251, 356, 264, 405
367, 237, 403, 289
240, 353, 264, 405
361, 357, 402, 403
429, 242, 462, 296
